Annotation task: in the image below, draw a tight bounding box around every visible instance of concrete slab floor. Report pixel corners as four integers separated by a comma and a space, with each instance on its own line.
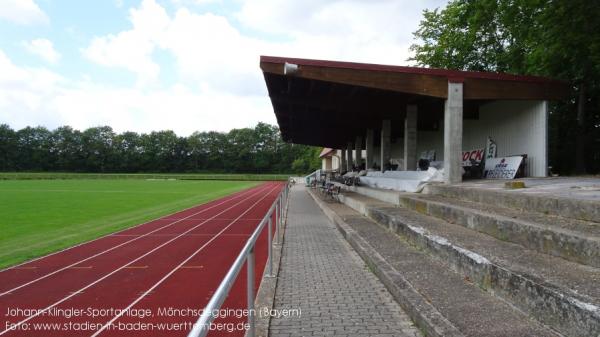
448, 177, 600, 201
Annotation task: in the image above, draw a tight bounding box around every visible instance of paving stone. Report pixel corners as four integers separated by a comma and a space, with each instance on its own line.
269, 187, 421, 337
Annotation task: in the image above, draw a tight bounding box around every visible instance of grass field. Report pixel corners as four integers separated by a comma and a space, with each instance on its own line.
0, 172, 290, 181
0, 179, 259, 269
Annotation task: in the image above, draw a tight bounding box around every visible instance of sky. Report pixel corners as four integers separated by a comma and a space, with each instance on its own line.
0, 0, 448, 136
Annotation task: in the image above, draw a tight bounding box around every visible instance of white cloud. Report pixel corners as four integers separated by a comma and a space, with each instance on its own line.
0, 0, 48, 25
236, 0, 448, 64
0, 48, 272, 134
82, 0, 170, 85
22, 38, 61, 64
2, 0, 449, 135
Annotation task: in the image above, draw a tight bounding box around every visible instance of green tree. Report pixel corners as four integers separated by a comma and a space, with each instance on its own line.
0, 124, 18, 171
411, 0, 600, 174
0, 123, 321, 174
114, 131, 143, 172
16, 126, 53, 171
52, 126, 82, 171
81, 126, 116, 172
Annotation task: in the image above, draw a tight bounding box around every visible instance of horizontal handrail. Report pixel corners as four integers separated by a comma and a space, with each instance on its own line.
187, 182, 289, 337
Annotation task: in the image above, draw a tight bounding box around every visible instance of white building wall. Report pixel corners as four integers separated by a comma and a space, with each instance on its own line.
463, 100, 548, 177
403, 100, 547, 177
332, 155, 340, 170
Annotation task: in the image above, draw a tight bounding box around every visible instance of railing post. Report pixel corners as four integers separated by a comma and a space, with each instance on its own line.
247, 248, 255, 337
274, 203, 279, 245
280, 196, 284, 225
278, 197, 282, 227
267, 217, 273, 276
277, 198, 282, 241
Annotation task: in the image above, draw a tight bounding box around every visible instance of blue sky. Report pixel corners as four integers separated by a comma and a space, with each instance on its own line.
0, 0, 447, 135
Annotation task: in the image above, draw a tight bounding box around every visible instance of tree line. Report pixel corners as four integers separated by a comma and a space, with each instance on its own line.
411, 0, 599, 174
0, 123, 321, 174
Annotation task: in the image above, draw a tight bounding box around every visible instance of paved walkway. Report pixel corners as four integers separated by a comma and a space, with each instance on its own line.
269, 186, 420, 337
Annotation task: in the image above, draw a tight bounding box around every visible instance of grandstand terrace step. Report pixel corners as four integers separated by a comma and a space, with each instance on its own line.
337, 191, 600, 337
396, 193, 600, 268
424, 181, 600, 223
309, 190, 560, 337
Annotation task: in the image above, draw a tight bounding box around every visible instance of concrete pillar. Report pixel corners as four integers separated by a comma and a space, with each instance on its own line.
404, 105, 418, 171
380, 120, 391, 172
355, 136, 363, 168
365, 129, 374, 169
444, 82, 463, 184
340, 149, 346, 173
347, 142, 353, 172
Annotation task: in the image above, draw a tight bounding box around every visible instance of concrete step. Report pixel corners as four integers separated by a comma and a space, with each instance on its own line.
425, 183, 600, 223
309, 190, 560, 337
339, 192, 600, 337
396, 193, 600, 268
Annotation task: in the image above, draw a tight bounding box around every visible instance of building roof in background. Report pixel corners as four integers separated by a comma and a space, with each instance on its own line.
319, 148, 336, 158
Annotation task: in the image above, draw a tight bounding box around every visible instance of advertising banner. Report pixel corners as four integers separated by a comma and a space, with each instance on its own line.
484, 156, 523, 179
462, 148, 485, 167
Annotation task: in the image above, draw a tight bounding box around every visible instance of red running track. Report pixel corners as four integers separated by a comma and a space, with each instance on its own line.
0, 182, 283, 337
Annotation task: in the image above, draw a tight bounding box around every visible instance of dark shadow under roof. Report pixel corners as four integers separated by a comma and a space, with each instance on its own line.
260, 56, 568, 148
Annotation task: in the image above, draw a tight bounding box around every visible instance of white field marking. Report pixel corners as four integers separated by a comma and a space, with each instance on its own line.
0, 185, 264, 297
108, 234, 250, 237
0, 183, 277, 336
161, 218, 264, 221
11, 267, 37, 270
0, 185, 258, 273
91, 185, 280, 337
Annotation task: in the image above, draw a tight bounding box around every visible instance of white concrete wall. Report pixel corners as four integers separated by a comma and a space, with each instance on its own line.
410, 100, 547, 177
321, 157, 332, 170
332, 155, 340, 170
464, 100, 547, 177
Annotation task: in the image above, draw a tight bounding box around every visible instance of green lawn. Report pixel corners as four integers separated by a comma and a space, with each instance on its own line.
0, 179, 259, 269
0, 172, 290, 181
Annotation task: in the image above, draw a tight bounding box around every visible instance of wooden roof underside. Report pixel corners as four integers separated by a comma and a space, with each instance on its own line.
260, 56, 568, 148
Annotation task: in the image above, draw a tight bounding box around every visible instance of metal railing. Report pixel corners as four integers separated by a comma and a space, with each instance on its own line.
187, 181, 290, 337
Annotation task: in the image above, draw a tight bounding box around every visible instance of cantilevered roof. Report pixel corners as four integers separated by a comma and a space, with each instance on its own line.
260, 56, 568, 148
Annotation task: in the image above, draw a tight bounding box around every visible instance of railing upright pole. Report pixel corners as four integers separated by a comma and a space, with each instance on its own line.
274, 203, 279, 244
278, 197, 282, 239
267, 217, 273, 276
247, 248, 255, 337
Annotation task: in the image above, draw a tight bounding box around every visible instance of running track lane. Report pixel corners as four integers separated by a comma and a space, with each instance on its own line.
0, 183, 272, 311
0, 182, 283, 337
0, 183, 263, 293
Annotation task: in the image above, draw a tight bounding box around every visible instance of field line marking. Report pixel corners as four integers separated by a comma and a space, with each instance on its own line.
0, 184, 258, 273
0, 184, 266, 297
11, 267, 37, 270
90, 184, 280, 337
0, 183, 276, 336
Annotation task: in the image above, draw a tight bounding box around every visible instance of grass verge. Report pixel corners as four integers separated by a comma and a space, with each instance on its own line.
0, 172, 290, 181
0, 179, 259, 269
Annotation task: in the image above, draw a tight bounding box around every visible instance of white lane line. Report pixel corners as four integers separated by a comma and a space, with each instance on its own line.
0, 185, 264, 297
91, 185, 280, 337
0, 183, 276, 336
0, 186, 257, 273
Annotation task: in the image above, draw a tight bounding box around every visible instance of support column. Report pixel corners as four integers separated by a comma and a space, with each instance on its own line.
404, 105, 418, 170
444, 82, 463, 184
340, 149, 346, 173
347, 142, 353, 172
380, 120, 391, 172
355, 136, 363, 168
365, 129, 374, 169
